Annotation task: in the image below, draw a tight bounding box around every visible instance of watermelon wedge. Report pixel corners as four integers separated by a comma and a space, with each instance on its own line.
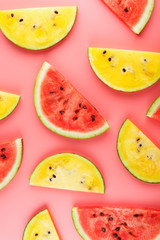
147, 96, 160, 122
117, 119, 160, 183
0, 138, 22, 190
0, 7, 77, 50
29, 153, 105, 193
88, 48, 160, 92
72, 206, 160, 240
34, 62, 109, 139
0, 91, 20, 120
101, 0, 154, 34
23, 209, 60, 240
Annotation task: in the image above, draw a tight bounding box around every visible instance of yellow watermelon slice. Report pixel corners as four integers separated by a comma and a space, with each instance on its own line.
23, 209, 60, 240
89, 48, 160, 92
117, 119, 160, 183
29, 153, 105, 193
0, 7, 77, 50
0, 91, 20, 120
101, 0, 154, 34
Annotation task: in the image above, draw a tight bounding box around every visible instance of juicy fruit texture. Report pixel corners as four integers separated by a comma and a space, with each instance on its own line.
101, 0, 154, 34
0, 138, 22, 189
72, 207, 160, 240
23, 209, 60, 240
89, 48, 160, 92
147, 96, 160, 122
0, 7, 77, 50
34, 62, 109, 139
0, 91, 20, 120
30, 153, 105, 193
117, 119, 160, 183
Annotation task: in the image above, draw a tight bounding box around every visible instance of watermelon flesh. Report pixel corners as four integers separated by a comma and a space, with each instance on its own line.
72, 207, 160, 240
147, 96, 160, 122
34, 62, 109, 139
0, 139, 22, 189
101, 0, 154, 34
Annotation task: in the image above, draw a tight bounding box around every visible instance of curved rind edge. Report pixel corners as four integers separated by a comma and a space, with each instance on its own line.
147, 96, 160, 117
0, 6, 77, 50
34, 61, 109, 139
0, 138, 22, 190
29, 152, 105, 193
117, 119, 160, 183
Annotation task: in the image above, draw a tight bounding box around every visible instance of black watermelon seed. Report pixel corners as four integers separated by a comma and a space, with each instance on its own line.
93, 214, 96, 217
136, 138, 140, 142
101, 228, 106, 232
100, 212, 104, 216
73, 117, 78, 120
60, 87, 63, 90
139, 144, 142, 147
103, 50, 106, 54
116, 227, 120, 231
118, 238, 121, 240
79, 103, 82, 107
133, 214, 139, 217
1, 148, 5, 152
33, 25, 36, 28
53, 175, 56, 178
11, 13, 14, 17
108, 217, 113, 221
59, 110, 64, 114
75, 110, 79, 114
1, 154, 6, 159
121, 222, 127, 226
108, 57, 112, 62
124, 8, 129, 12
122, 68, 126, 72
49, 91, 54, 94
49, 166, 52, 170
54, 10, 58, 14
19, 18, 23, 22
48, 231, 51, 234
144, 59, 147, 62
83, 105, 87, 109
35, 233, 38, 236
91, 115, 95, 122
49, 178, 52, 181
113, 233, 118, 237
129, 232, 132, 235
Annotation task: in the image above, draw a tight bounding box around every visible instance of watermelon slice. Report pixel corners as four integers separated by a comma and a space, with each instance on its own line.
117, 119, 160, 183
147, 96, 160, 122
0, 138, 22, 190
0, 7, 77, 50
23, 209, 60, 240
29, 153, 105, 193
101, 0, 154, 34
88, 48, 160, 92
34, 62, 109, 139
0, 91, 20, 120
72, 206, 160, 240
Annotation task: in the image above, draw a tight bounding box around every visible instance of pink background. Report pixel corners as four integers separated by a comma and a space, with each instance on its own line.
0, 0, 160, 239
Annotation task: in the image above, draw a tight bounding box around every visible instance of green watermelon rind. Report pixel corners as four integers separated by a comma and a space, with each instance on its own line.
0, 7, 77, 50
132, 0, 155, 34
0, 138, 22, 190
29, 152, 105, 194
117, 119, 160, 183
146, 96, 160, 118
34, 61, 109, 139
88, 48, 160, 92
72, 207, 91, 240
0, 93, 20, 121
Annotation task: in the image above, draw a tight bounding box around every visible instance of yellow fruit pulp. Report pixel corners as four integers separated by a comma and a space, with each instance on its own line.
117, 119, 160, 182
30, 153, 104, 193
0, 91, 20, 120
0, 7, 77, 50
23, 209, 60, 240
89, 48, 160, 92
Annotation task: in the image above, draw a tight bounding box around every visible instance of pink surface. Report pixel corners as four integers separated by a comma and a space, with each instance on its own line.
0, 0, 160, 239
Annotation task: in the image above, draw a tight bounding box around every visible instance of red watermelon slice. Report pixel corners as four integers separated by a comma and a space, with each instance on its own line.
34, 62, 109, 139
72, 207, 160, 240
0, 138, 22, 190
101, 0, 154, 34
147, 96, 160, 122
